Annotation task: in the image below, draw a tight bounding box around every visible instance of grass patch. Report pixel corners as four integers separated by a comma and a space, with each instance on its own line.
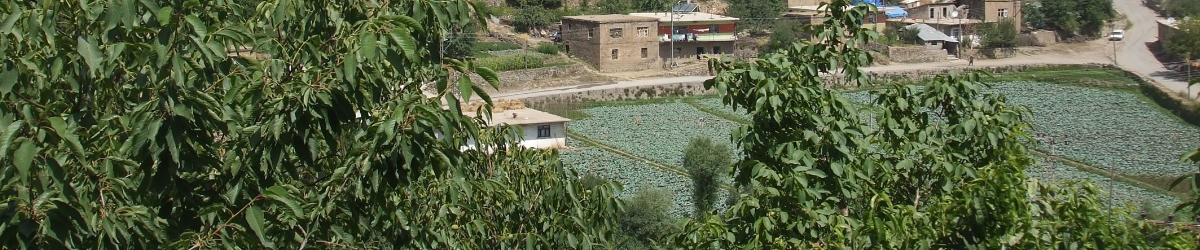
473, 41, 522, 52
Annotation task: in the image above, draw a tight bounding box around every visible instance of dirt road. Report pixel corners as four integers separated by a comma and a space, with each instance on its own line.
1111, 0, 1198, 97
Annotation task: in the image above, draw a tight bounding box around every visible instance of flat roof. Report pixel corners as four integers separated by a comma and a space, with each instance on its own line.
1158, 19, 1180, 29
562, 14, 660, 23
464, 108, 570, 127
628, 12, 738, 22
889, 18, 982, 25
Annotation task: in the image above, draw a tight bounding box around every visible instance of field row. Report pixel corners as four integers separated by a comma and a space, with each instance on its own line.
1026, 156, 1181, 211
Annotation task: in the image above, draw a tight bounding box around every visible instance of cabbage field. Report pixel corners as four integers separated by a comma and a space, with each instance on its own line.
1025, 156, 1181, 210
569, 102, 742, 167
561, 81, 1200, 215
559, 141, 728, 216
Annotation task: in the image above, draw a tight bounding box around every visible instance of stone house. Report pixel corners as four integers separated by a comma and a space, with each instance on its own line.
960, 0, 1022, 31
560, 15, 661, 72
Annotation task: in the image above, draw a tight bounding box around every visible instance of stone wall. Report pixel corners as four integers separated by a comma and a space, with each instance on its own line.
880, 45, 949, 63
1018, 30, 1058, 47
524, 81, 713, 109
962, 47, 1016, 59
468, 64, 590, 91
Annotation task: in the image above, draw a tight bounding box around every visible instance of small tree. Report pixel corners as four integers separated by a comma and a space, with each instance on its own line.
445, 20, 480, 59
617, 188, 680, 248
1023, 1, 1047, 30
726, 0, 788, 35
682, 136, 733, 217
1166, 18, 1200, 60
760, 20, 806, 54
980, 18, 1019, 48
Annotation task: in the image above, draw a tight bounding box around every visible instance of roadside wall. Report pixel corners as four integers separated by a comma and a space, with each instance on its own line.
1018, 31, 1059, 47
469, 64, 590, 92
866, 44, 949, 63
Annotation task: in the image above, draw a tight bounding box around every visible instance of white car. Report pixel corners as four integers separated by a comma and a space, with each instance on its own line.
1109, 29, 1125, 41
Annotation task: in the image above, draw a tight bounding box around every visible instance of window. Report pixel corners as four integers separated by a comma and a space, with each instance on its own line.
998, 8, 1009, 18
612, 49, 619, 59
588, 27, 594, 38
696, 47, 705, 55
950, 28, 961, 39
931, 41, 939, 45
609, 28, 623, 38
929, 8, 934, 18
641, 48, 648, 58
942, 7, 947, 18
637, 27, 649, 37
537, 125, 551, 138
709, 24, 719, 33
713, 46, 721, 54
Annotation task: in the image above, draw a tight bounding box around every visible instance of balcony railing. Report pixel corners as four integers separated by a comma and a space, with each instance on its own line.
660, 33, 737, 42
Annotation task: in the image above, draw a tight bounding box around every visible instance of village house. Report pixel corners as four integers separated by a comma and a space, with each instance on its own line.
960, 0, 1022, 31
560, 14, 661, 72
784, 0, 896, 32
627, 12, 738, 63
462, 108, 570, 150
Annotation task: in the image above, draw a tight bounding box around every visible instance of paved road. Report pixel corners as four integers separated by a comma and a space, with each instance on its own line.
1112, 0, 1198, 97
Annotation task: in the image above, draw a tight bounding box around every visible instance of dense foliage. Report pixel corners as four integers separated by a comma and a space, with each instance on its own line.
979, 18, 1019, 48
615, 187, 681, 249
1166, 0, 1200, 18
682, 136, 733, 217
1022, 1, 1046, 30
725, 0, 788, 35
1165, 19, 1200, 60
1040, 0, 1114, 36
760, 20, 807, 54
0, 0, 626, 248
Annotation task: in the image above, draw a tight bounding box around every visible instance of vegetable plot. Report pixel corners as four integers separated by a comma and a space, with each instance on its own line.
560, 144, 700, 216
570, 102, 741, 167
1025, 156, 1181, 211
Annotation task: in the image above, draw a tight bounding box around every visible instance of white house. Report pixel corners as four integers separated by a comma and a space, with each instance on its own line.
461, 108, 569, 150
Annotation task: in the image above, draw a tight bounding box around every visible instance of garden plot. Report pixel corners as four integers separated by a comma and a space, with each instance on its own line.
1025, 156, 1180, 211
570, 102, 741, 167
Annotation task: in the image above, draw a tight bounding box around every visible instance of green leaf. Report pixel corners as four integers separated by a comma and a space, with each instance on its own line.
359, 32, 376, 61
0, 69, 16, 95
0, 121, 22, 157
245, 206, 272, 247
457, 76, 473, 103
14, 140, 35, 176
263, 186, 304, 217
473, 66, 501, 90
48, 117, 85, 160
185, 15, 207, 38
0, 5, 20, 34
389, 28, 420, 61
156, 7, 173, 26
77, 36, 104, 72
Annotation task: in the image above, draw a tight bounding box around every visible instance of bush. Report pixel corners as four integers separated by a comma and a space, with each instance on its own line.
474, 54, 546, 71
473, 41, 523, 52
980, 18, 1019, 48
617, 188, 680, 248
535, 43, 560, 55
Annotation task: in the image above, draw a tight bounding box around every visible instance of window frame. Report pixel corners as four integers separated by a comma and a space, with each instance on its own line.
537, 125, 551, 138
611, 49, 619, 60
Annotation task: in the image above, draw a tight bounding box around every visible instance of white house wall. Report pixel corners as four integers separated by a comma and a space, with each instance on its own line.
455, 122, 568, 150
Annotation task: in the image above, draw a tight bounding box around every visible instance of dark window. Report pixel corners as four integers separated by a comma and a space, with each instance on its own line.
537, 125, 551, 138
641, 48, 648, 58
696, 47, 705, 55
713, 46, 721, 54
612, 49, 619, 59
588, 27, 594, 38
609, 28, 623, 38
709, 24, 718, 33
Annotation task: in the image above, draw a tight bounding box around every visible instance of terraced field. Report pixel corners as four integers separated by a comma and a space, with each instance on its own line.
1025, 156, 1180, 210
569, 102, 741, 166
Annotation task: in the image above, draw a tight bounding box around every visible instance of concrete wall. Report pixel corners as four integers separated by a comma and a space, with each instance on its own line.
562, 19, 661, 72
1160, 21, 1178, 46
463, 122, 567, 149
909, 4, 957, 19
963, 0, 1022, 30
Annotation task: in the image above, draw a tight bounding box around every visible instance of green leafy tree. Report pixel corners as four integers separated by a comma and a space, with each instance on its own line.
725, 0, 787, 35
616, 188, 681, 248
446, 20, 481, 59
760, 20, 806, 57
980, 18, 1019, 48
1167, 0, 1200, 18
1165, 19, 1200, 60
513, 6, 554, 32
1041, 0, 1082, 35
1077, 0, 1115, 36
0, 0, 627, 248
1023, 1, 1047, 30
682, 136, 733, 216
670, 0, 1199, 248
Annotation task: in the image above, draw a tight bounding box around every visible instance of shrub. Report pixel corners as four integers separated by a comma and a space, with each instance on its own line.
473, 41, 523, 52
474, 54, 546, 71
617, 188, 680, 248
535, 43, 560, 54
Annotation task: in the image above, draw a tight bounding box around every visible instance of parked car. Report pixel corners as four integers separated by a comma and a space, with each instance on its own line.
1109, 29, 1125, 41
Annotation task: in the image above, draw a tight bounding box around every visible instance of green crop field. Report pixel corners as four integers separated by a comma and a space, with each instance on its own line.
562, 81, 1200, 212
559, 140, 729, 216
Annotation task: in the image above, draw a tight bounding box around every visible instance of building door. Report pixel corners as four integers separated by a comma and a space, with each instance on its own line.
696, 47, 705, 55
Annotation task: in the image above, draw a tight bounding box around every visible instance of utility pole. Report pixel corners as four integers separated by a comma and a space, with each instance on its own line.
670, 6, 676, 70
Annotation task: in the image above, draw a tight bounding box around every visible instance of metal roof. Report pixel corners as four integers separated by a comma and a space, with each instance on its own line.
906, 23, 958, 42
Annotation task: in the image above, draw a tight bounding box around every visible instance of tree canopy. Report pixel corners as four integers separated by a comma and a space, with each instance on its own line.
682, 136, 733, 217
1040, 0, 1114, 36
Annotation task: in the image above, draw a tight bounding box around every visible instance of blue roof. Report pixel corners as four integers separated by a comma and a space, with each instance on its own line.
883, 6, 908, 18
854, 0, 883, 6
